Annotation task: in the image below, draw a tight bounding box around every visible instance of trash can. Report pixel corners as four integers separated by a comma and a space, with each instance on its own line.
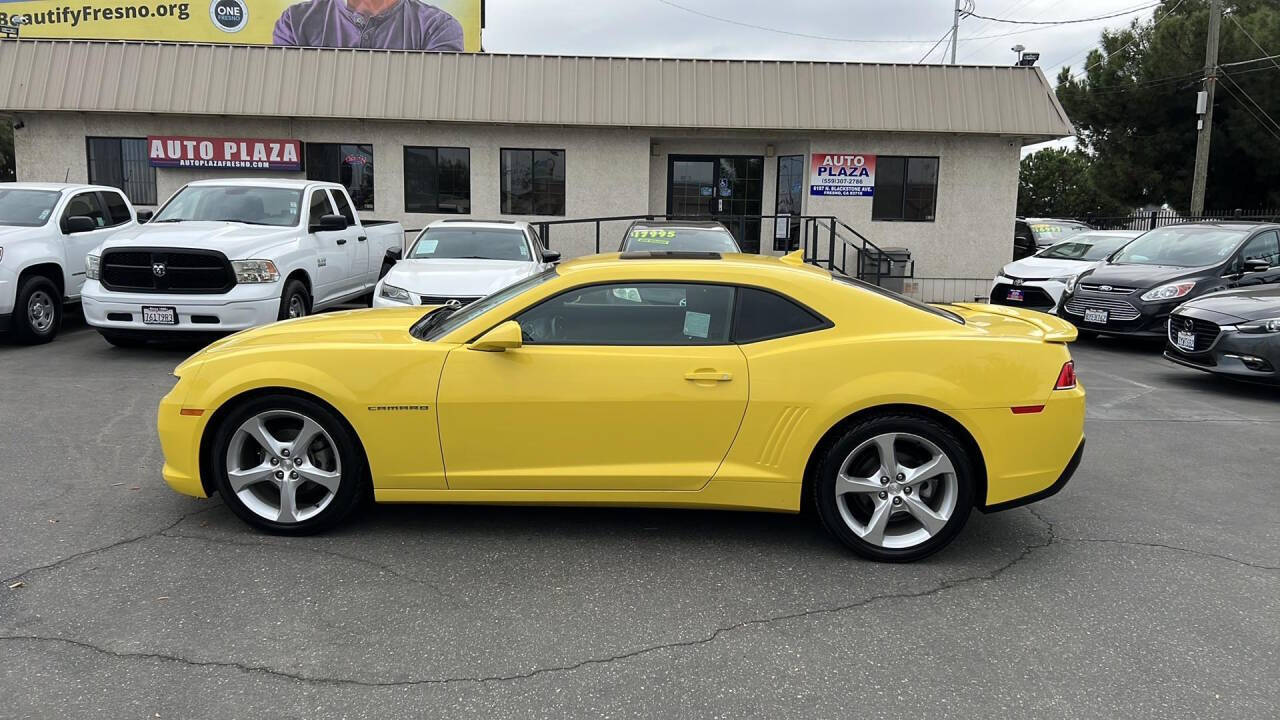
860, 247, 911, 293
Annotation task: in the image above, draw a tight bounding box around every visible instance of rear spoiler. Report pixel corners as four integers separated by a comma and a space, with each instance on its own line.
948, 303, 1079, 343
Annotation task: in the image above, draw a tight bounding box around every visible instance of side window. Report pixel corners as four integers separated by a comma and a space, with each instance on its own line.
527, 225, 544, 249
1240, 231, 1280, 265
517, 283, 735, 345
62, 192, 107, 228
308, 189, 333, 226
99, 191, 133, 227
330, 189, 357, 225
732, 287, 829, 343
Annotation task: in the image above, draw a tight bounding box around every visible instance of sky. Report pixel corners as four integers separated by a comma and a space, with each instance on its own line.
483, 0, 1165, 153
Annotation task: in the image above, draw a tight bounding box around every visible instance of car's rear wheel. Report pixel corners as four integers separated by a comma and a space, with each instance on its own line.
814, 414, 975, 562
209, 394, 365, 535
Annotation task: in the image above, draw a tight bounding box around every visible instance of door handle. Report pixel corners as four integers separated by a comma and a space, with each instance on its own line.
336, 238, 347, 245
358, 235, 367, 242
684, 370, 733, 382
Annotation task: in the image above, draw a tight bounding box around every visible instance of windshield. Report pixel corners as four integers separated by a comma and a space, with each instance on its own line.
833, 275, 963, 324
1110, 226, 1247, 267
414, 267, 559, 341
1029, 222, 1088, 244
0, 189, 60, 227
410, 228, 533, 261
623, 226, 741, 253
151, 186, 303, 227
1037, 234, 1136, 261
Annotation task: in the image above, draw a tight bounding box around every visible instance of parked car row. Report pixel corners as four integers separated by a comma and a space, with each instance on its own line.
994, 220, 1280, 385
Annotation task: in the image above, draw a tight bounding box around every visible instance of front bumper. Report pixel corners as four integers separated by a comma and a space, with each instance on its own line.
1164, 315, 1280, 384
1058, 289, 1180, 337
990, 275, 1066, 313
82, 279, 279, 333
157, 371, 211, 498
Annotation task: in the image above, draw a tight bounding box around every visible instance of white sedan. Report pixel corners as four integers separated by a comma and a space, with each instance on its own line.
374, 220, 560, 308
990, 230, 1143, 313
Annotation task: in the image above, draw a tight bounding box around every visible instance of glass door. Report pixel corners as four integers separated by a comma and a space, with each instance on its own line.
667, 155, 764, 253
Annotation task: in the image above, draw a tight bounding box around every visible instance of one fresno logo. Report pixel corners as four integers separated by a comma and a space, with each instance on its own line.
210, 0, 247, 33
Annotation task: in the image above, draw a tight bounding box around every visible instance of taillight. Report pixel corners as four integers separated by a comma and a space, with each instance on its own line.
1054, 361, 1077, 390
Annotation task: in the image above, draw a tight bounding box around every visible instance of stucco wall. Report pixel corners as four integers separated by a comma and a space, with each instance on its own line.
13, 112, 1018, 282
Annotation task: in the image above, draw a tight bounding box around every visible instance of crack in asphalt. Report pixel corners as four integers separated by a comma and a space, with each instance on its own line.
0, 511, 1057, 688
2, 505, 218, 585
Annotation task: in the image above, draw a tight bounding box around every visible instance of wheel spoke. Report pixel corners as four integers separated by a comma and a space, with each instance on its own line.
243, 417, 285, 457
296, 464, 340, 494
227, 463, 276, 492
277, 481, 300, 523
902, 495, 948, 536
857, 498, 894, 546
835, 472, 884, 496
873, 434, 897, 477
902, 453, 955, 486
291, 417, 325, 458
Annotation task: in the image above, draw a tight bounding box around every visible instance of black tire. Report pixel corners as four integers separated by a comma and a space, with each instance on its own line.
99, 330, 148, 348
277, 278, 311, 321
813, 414, 976, 563
209, 393, 366, 535
10, 275, 62, 344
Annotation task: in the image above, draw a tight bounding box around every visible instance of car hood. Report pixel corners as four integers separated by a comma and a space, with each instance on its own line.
1177, 284, 1280, 322
96, 221, 298, 259
1001, 256, 1096, 279
0, 225, 48, 243
383, 258, 538, 296
1078, 263, 1209, 289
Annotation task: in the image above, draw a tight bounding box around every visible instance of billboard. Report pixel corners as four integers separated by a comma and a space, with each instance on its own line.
810, 153, 875, 197
148, 135, 302, 170
0, 0, 482, 52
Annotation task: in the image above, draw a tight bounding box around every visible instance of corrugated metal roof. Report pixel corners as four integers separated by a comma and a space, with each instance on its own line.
0, 40, 1073, 138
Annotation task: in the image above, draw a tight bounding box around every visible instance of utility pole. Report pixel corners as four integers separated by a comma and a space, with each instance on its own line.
1190, 0, 1222, 215
950, 0, 961, 64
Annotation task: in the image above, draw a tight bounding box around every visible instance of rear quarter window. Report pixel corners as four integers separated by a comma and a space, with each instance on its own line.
732, 287, 831, 343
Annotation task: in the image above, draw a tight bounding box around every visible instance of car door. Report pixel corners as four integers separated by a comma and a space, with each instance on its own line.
59, 191, 118, 299
1013, 220, 1035, 260
436, 282, 749, 491
306, 188, 347, 302
329, 188, 368, 289
1228, 230, 1280, 287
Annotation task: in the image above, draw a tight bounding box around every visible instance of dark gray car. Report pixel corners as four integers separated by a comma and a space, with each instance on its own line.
1165, 284, 1280, 385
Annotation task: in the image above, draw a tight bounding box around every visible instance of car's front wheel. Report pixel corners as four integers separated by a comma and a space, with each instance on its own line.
814, 414, 975, 562
209, 394, 366, 535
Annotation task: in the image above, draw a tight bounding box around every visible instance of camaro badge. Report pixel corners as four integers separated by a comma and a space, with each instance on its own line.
367, 405, 431, 412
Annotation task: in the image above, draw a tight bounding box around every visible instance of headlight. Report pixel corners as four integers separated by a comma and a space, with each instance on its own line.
379, 283, 412, 303
1064, 274, 1080, 294
0, 247, 5, 264
1238, 317, 1280, 334
1051, 273, 1077, 285
86, 254, 100, 280
231, 259, 280, 284
1141, 281, 1196, 302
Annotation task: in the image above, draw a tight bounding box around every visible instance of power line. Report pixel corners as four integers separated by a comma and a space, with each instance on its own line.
1225, 12, 1280, 75
1221, 52, 1280, 69
1218, 68, 1280, 135
1216, 80, 1280, 143
918, 28, 956, 63
1055, 0, 1187, 80
962, 2, 1158, 25
650, 0, 948, 44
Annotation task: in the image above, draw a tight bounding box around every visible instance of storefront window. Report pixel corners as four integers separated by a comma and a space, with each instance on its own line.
500, 149, 566, 216
872, 156, 938, 222
86, 137, 157, 206
404, 146, 470, 213
305, 143, 374, 210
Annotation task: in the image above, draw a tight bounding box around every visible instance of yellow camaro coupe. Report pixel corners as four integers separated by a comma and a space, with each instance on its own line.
158, 251, 1085, 562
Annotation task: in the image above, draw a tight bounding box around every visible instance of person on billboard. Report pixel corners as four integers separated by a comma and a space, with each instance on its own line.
273, 0, 465, 51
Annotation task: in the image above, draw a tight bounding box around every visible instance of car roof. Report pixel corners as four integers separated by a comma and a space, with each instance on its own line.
1166, 221, 1280, 230
0, 182, 114, 193
1022, 217, 1090, 225
184, 178, 324, 190
1070, 230, 1144, 238
424, 218, 531, 231
628, 220, 729, 230
558, 251, 831, 278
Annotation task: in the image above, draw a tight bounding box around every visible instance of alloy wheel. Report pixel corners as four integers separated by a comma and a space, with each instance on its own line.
833, 431, 959, 549
224, 410, 342, 524
27, 290, 56, 334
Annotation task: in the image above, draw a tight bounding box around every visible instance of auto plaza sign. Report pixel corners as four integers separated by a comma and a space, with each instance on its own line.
810, 153, 875, 196
147, 136, 302, 170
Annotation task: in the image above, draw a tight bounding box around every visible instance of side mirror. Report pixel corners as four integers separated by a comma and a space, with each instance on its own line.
541, 249, 561, 263
135, 209, 153, 223
311, 214, 348, 233
1243, 257, 1270, 273
467, 320, 523, 352
385, 247, 403, 263
63, 216, 98, 234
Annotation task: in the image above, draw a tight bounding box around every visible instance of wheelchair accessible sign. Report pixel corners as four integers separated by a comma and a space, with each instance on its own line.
810, 153, 875, 197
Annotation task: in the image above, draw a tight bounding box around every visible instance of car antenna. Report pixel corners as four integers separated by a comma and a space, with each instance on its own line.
64, 168, 70, 182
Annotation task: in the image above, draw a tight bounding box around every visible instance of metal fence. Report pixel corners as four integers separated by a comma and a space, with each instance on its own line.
1080, 208, 1280, 231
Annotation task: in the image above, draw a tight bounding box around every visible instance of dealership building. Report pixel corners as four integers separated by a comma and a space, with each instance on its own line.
0, 39, 1072, 298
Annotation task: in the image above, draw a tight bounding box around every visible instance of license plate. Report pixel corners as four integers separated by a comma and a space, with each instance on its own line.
1006, 289, 1024, 301
1083, 309, 1108, 324
141, 306, 177, 325
1175, 330, 1196, 351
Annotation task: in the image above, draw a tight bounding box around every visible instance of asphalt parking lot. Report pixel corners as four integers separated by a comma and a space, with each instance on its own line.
2, 312, 1277, 719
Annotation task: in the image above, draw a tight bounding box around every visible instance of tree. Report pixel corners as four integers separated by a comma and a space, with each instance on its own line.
1056, 0, 1280, 213
1018, 147, 1126, 218
0, 117, 14, 182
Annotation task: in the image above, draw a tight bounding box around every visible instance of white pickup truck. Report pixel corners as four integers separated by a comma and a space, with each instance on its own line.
82, 179, 403, 346
0, 182, 141, 344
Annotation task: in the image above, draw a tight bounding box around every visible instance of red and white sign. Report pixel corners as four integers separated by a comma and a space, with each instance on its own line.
810, 153, 876, 197
147, 136, 302, 170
